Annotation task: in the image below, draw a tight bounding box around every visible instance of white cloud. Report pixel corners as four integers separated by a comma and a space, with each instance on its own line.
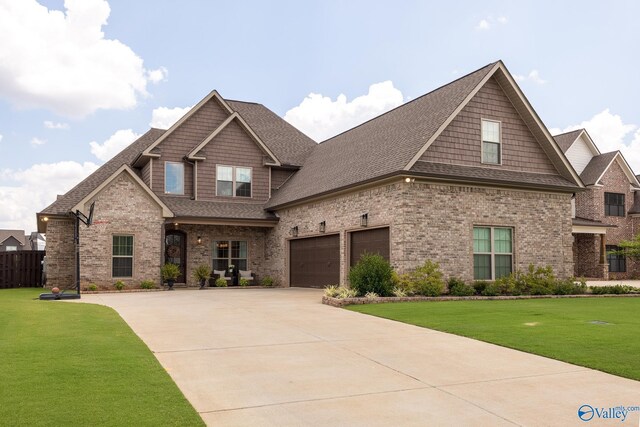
475, 19, 490, 30
0, 161, 98, 232
514, 69, 547, 85
475, 16, 508, 31
44, 120, 70, 130
89, 129, 140, 161
0, 134, 3, 142
284, 81, 404, 142
0, 0, 167, 117
150, 105, 192, 129
147, 66, 168, 84
30, 137, 46, 146
551, 109, 640, 173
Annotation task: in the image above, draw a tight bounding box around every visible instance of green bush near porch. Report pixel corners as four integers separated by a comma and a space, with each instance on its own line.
0, 289, 203, 426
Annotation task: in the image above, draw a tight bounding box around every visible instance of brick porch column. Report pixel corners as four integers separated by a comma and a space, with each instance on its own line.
599, 233, 609, 280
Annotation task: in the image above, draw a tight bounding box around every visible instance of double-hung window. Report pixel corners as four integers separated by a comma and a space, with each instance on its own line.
165, 162, 184, 195
482, 119, 501, 165
604, 192, 625, 217
112, 235, 133, 277
212, 240, 248, 271
216, 165, 252, 197
606, 245, 626, 273
473, 227, 513, 280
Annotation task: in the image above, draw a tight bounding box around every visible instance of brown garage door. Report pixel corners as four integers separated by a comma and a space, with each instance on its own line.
350, 227, 390, 267
290, 235, 340, 288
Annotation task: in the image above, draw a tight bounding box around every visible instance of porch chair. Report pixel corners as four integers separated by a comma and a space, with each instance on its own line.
239, 270, 255, 285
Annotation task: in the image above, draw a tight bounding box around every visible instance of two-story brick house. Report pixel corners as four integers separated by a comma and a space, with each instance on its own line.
37, 61, 585, 289
554, 129, 640, 279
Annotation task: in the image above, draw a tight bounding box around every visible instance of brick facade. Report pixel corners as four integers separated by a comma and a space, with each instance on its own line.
267, 179, 574, 286
574, 159, 640, 279
78, 173, 165, 289
44, 218, 75, 288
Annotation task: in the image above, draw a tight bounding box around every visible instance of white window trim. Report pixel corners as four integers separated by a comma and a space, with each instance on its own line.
481, 118, 502, 165
473, 226, 513, 281
164, 161, 185, 195
216, 165, 253, 198
112, 234, 134, 278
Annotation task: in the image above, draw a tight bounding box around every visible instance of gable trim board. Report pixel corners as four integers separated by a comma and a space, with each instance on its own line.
404, 62, 583, 188
186, 112, 281, 166
559, 129, 601, 156
72, 164, 174, 218
140, 90, 234, 159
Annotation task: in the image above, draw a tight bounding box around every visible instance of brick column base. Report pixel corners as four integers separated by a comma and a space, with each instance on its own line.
599, 263, 609, 280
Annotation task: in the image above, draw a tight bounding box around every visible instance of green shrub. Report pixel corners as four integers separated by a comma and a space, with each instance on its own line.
114, 281, 125, 291
448, 277, 474, 296
348, 253, 394, 297
481, 282, 500, 296
517, 264, 556, 295
364, 292, 379, 300
87, 283, 98, 292
409, 260, 444, 297
590, 285, 636, 295
473, 281, 489, 295
338, 287, 358, 299
261, 276, 275, 287
215, 278, 228, 287
392, 287, 407, 297
553, 278, 587, 295
392, 271, 415, 296
239, 278, 250, 287
140, 280, 156, 290
495, 274, 518, 295
324, 285, 340, 298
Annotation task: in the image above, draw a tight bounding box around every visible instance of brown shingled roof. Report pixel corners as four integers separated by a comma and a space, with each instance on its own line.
410, 161, 578, 190
0, 230, 27, 247
579, 151, 618, 186
159, 197, 276, 221
40, 128, 166, 216
227, 100, 316, 166
266, 62, 498, 209
572, 217, 616, 227
553, 129, 582, 153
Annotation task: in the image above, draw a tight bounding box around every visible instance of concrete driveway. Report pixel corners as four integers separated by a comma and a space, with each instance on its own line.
81, 289, 640, 426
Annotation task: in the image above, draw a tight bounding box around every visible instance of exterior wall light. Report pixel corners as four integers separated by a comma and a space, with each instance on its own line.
42, 216, 49, 222
197, 236, 202, 245
360, 213, 368, 227
405, 177, 415, 183
290, 226, 299, 237
319, 221, 326, 233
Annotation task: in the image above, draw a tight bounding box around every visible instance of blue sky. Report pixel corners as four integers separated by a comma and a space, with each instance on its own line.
2, 0, 640, 233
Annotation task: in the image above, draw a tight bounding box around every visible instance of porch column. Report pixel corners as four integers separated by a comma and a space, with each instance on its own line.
599, 233, 606, 264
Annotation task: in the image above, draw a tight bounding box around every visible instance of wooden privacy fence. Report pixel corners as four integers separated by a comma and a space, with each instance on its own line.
0, 251, 45, 289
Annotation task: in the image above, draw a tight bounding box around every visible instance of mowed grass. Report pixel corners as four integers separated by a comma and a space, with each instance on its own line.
348, 297, 640, 381
0, 289, 204, 426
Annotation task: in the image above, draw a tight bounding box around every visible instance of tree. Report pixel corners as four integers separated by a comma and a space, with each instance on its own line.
609, 233, 640, 259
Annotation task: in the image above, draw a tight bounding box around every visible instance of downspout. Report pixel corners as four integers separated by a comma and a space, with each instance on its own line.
183, 157, 197, 200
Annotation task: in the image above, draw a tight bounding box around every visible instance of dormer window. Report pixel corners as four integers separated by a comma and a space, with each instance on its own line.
217, 165, 252, 198
482, 119, 501, 165
165, 162, 184, 195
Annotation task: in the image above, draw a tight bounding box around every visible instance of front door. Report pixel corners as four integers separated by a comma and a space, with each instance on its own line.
165, 230, 186, 283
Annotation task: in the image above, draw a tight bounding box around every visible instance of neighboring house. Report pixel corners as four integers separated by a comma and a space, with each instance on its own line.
28, 232, 46, 251
0, 230, 27, 252
554, 129, 640, 279
37, 60, 584, 289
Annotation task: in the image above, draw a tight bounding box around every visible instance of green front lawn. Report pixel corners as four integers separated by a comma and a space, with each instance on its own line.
0, 289, 204, 426
348, 298, 640, 381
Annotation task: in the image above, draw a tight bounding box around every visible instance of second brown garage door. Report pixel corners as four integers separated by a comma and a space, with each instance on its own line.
290, 235, 340, 288
350, 227, 390, 267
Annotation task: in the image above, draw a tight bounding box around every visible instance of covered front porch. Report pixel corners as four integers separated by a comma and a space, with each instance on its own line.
572, 218, 616, 279
162, 218, 277, 287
